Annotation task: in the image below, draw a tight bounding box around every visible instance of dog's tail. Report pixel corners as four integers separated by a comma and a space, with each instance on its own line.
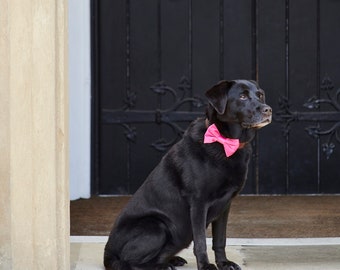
104, 258, 132, 270
104, 240, 131, 270
104, 252, 133, 270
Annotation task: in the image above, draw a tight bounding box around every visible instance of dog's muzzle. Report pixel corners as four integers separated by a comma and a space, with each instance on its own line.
242, 105, 272, 129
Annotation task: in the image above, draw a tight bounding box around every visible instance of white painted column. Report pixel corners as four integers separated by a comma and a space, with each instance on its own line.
0, 0, 69, 269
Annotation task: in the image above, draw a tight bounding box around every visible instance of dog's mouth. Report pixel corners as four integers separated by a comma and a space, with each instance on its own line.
241, 116, 272, 129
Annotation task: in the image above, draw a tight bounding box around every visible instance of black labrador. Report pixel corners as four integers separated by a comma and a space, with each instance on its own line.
104, 80, 272, 270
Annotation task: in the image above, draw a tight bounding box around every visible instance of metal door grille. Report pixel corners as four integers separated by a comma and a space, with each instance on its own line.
91, 0, 340, 195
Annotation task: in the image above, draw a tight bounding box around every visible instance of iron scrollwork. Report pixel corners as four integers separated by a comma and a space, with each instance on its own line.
102, 76, 206, 152
149, 77, 206, 151
276, 75, 340, 159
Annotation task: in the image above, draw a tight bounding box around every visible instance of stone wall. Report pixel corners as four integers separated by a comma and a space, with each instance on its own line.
0, 0, 69, 269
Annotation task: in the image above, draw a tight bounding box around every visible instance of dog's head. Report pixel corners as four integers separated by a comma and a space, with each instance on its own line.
205, 80, 272, 137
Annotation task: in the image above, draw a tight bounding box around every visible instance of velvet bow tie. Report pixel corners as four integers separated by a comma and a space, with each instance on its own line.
204, 124, 240, 157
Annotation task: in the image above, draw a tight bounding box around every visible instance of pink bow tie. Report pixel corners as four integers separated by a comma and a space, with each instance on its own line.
204, 124, 240, 157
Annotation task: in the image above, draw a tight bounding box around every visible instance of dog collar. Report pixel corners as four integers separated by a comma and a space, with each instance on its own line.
204, 120, 246, 157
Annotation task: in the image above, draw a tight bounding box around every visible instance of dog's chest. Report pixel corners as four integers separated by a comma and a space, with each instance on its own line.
212, 150, 250, 187
205, 152, 250, 217
206, 192, 234, 224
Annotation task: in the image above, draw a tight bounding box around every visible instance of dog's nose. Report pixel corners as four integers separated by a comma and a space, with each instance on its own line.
262, 105, 272, 115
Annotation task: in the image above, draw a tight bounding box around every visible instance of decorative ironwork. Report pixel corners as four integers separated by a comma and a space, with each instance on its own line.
123, 91, 137, 110
276, 96, 293, 137
122, 124, 137, 142
276, 75, 340, 159
102, 76, 206, 151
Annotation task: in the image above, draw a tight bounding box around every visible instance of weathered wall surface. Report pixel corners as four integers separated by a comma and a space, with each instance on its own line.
0, 0, 69, 269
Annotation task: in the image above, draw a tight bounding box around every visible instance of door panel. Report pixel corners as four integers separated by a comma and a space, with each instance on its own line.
92, 0, 340, 195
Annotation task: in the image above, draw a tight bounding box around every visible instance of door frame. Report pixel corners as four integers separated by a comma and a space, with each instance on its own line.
69, 0, 92, 200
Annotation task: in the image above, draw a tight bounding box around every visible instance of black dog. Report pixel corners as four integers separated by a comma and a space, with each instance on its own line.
104, 80, 272, 270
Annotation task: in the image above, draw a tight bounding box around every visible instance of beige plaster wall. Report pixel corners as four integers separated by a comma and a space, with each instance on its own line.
0, 0, 69, 269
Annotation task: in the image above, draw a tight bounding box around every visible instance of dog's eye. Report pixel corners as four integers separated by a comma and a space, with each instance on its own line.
240, 93, 247, 100
257, 92, 264, 100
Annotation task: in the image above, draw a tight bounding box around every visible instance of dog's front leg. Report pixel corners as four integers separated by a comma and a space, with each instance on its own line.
190, 203, 217, 270
212, 203, 241, 270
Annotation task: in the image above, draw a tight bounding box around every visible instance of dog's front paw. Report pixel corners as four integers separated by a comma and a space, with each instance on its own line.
168, 256, 187, 266
201, 263, 218, 270
157, 263, 176, 270
217, 260, 241, 270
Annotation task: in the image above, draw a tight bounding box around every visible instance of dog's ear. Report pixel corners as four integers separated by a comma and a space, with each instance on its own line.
205, 80, 234, 115
249, 80, 259, 87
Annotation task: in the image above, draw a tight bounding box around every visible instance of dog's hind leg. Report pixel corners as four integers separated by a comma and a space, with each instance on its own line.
104, 217, 173, 270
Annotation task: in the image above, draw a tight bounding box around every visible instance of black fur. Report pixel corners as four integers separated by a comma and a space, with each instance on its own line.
104, 80, 272, 270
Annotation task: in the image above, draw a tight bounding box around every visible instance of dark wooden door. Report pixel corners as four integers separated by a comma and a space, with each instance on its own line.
91, 0, 340, 195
